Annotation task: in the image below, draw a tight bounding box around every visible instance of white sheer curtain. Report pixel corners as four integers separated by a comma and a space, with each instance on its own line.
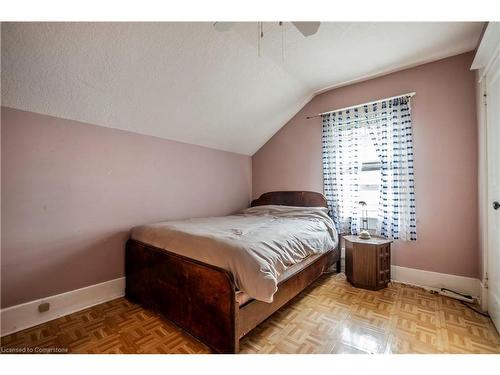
322, 95, 417, 240
364, 96, 417, 240
322, 109, 362, 235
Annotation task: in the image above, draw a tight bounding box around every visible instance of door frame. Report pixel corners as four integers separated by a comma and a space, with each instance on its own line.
472, 22, 500, 312
476, 74, 489, 311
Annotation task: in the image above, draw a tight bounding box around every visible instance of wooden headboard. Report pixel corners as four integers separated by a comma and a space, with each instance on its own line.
250, 191, 328, 208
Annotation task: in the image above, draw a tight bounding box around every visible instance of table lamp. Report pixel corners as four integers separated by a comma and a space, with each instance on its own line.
358, 201, 371, 239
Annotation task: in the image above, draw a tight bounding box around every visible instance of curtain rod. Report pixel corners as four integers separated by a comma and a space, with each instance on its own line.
329, 114, 398, 127
306, 92, 416, 119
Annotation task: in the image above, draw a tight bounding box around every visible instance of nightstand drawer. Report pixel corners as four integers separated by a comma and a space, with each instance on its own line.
377, 244, 391, 286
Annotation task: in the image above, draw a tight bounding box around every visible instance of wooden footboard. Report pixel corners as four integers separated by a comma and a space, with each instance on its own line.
126, 239, 239, 353
126, 191, 340, 353
126, 239, 339, 353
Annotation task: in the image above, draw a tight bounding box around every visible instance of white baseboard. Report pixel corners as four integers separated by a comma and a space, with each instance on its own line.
0, 266, 483, 337
391, 265, 481, 300
1, 277, 125, 337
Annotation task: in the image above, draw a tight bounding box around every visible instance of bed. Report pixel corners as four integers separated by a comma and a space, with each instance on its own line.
125, 191, 340, 353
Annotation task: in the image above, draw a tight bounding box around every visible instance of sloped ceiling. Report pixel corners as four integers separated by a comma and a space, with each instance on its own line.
1, 22, 483, 155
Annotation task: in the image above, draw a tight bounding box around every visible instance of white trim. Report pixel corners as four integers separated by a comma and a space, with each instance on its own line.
471, 22, 500, 72
391, 266, 481, 301
482, 47, 500, 83
0, 268, 483, 337
0, 277, 125, 337
476, 70, 489, 312
472, 21, 500, 316
480, 280, 489, 312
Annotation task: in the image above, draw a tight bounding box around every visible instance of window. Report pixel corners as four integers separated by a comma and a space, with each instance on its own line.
358, 128, 381, 221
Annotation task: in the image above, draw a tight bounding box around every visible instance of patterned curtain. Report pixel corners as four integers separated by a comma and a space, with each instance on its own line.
364, 96, 417, 240
322, 95, 417, 240
322, 109, 362, 235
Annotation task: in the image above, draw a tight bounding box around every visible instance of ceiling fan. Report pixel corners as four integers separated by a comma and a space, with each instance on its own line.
213, 22, 321, 37
290, 22, 321, 37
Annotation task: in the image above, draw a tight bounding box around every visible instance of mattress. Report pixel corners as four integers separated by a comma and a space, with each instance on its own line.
234, 251, 330, 306
131, 205, 338, 303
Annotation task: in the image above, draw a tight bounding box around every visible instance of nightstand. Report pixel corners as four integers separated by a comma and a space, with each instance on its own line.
344, 235, 392, 290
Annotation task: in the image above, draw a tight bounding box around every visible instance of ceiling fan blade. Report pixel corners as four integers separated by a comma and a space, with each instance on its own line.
213, 22, 235, 32
292, 22, 320, 37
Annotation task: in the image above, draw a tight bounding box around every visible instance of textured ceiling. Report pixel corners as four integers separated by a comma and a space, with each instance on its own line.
1, 22, 483, 155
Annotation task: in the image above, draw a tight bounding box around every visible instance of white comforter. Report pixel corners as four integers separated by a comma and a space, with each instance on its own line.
130, 205, 338, 302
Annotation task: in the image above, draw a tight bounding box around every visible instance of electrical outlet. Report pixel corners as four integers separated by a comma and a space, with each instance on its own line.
38, 302, 50, 313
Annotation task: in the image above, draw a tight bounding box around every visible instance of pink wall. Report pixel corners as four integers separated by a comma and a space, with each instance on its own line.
1, 107, 252, 308
253, 52, 479, 278
0, 52, 480, 308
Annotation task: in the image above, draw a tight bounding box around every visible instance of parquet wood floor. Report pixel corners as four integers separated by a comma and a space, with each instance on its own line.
2, 273, 499, 354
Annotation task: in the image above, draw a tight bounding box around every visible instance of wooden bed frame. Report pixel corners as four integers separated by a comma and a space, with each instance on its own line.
125, 191, 341, 353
